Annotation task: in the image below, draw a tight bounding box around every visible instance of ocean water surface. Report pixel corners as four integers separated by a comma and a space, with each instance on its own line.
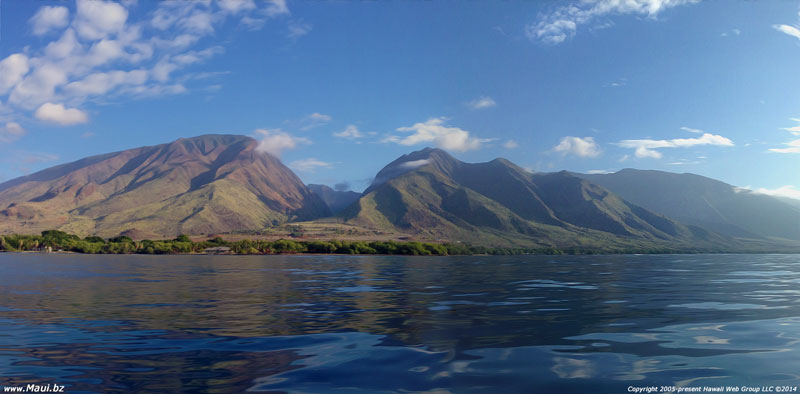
1, 253, 800, 393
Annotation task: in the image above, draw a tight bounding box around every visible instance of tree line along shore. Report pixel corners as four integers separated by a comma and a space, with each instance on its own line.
0, 230, 691, 256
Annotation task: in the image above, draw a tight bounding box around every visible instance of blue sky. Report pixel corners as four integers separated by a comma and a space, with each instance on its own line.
0, 0, 799, 198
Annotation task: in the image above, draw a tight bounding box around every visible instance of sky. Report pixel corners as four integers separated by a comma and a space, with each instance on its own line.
0, 0, 799, 198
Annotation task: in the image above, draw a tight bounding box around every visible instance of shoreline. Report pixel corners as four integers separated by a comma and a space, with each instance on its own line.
3, 249, 799, 257
3, 230, 799, 256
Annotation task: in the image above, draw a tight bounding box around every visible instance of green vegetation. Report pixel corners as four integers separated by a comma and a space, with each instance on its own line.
0, 230, 697, 256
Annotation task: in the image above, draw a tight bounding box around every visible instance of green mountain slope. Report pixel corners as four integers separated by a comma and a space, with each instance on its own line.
577, 169, 800, 241
0, 135, 330, 237
341, 148, 736, 250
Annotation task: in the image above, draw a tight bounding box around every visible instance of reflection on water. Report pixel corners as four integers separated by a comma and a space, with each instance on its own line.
2, 254, 800, 392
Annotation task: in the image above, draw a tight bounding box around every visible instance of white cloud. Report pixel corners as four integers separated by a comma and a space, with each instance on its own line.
467, 96, 497, 110
288, 20, 312, 39
9, 64, 69, 109
179, 10, 218, 35
34, 103, 89, 126
0, 54, 30, 95
774, 24, 800, 40
783, 118, 800, 136
603, 78, 627, 88
240, 0, 290, 30
586, 169, 612, 174
84, 39, 126, 67
290, 158, 334, 172
298, 112, 331, 130
720, 28, 741, 37
666, 160, 700, 165
399, 159, 430, 170
333, 125, 365, 140
503, 140, 519, 149
30, 6, 70, 36
385, 117, 492, 152
0, 122, 27, 143
680, 126, 703, 134
171, 46, 225, 65
44, 29, 82, 59
74, 0, 129, 40
784, 127, 800, 136
65, 70, 148, 97
1, 0, 286, 125
151, 60, 180, 83
254, 129, 310, 158
769, 139, 800, 154
553, 136, 601, 158
617, 132, 734, 159
264, 0, 290, 17
753, 185, 800, 200
526, 0, 699, 44
120, 83, 187, 98
218, 0, 256, 14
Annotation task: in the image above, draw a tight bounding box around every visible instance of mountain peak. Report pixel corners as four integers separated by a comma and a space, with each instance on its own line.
365, 147, 461, 192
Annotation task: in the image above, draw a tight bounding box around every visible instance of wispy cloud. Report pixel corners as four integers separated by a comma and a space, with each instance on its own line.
254, 128, 310, 158
720, 28, 741, 37
298, 113, 332, 130
774, 24, 800, 40
602, 77, 627, 88
384, 117, 493, 152
616, 130, 734, 159
288, 20, 312, 39
666, 160, 701, 165
526, 0, 699, 44
290, 158, 334, 172
399, 159, 430, 170
333, 125, 365, 140
553, 136, 601, 158
680, 126, 704, 134
466, 96, 497, 110
782, 118, 800, 136
503, 140, 519, 149
0, 122, 27, 143
769, 139, 800, 154
753, 185, 800, 200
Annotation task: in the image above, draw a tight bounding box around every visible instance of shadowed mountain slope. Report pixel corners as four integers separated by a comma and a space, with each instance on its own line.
0, 135, 330, 237
577, 169, 800, 241
307, 184, 361, 214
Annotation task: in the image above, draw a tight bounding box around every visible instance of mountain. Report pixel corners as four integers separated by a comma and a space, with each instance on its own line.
576, 169, 800, 241
0, 135, 330, 237
307, 184, 361, 214
340, 148, 732, 250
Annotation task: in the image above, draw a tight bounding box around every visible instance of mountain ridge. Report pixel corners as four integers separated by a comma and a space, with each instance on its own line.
340, 148, 738, 249
576, 168, 800, 241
